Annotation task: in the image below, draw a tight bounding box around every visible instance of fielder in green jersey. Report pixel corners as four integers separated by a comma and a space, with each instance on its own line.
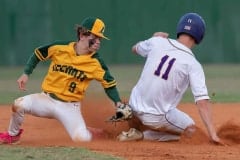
0, 17, 124, 144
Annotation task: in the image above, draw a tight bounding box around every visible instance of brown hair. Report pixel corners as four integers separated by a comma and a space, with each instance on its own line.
75, 25, 91, 41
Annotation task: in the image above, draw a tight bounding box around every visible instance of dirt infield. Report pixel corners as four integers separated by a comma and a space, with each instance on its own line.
1, 100, 240, 160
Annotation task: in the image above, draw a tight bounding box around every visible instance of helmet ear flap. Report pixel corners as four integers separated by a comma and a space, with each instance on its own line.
176, 13, 206, 44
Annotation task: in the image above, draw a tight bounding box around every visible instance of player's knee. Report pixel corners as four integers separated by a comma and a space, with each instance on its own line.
12, 97, 25, 112
71, 129, 92, 142
184, 125, 196, 137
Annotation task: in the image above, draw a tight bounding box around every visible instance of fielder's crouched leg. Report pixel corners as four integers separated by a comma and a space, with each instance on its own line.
72, 127, 106, 142
12, 97, 25, 113
9, 97, 25, 135
71, 128, 92, 142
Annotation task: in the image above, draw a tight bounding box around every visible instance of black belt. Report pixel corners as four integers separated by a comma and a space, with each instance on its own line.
44, 92, 77, 103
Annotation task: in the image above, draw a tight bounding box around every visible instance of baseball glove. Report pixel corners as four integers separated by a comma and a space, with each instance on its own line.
107, 103, 133, 122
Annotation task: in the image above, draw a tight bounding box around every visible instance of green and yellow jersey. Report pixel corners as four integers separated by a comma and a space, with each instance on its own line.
24, 41, 121, 103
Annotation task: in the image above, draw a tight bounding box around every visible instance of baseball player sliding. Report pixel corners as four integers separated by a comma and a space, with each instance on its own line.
0, 17, 124, 144
117, 13, 224, 145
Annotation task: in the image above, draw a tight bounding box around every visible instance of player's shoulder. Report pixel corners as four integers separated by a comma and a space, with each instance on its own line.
144, 37, 170, 49
148, 37, 176, 51
36, 40, 72, 50
49, 40, 72, 48
151, 37, 176, 45
91, 52, 105, 63
169, 39, 195, 56
91, 52, 110, 70
149, 36, 168, 42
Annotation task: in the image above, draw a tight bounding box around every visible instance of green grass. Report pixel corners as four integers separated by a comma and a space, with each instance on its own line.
1, 64, 240, 104
0, 146, 123, 160
202, 64, 240, 102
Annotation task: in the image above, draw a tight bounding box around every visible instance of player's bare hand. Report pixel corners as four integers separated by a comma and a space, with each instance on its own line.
17, 73, 29, 91
152, 32, 169, 38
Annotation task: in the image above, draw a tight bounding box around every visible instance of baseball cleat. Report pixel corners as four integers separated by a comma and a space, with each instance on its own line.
117, 128, 143, 141
0, 129, 23, 144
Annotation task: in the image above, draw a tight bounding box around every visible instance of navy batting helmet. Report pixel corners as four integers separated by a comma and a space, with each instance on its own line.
176, 13, 206, 44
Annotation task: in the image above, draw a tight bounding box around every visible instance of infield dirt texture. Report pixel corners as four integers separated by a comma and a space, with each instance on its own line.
1, 99, 240, 160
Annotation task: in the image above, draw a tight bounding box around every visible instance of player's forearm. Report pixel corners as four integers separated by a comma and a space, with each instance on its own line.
104, 86, 121, 105
196, 100, 217, 140
24, 53, 40, 75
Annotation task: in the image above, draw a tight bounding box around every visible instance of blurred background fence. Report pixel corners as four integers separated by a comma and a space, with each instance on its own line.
0, 0, 240, 66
